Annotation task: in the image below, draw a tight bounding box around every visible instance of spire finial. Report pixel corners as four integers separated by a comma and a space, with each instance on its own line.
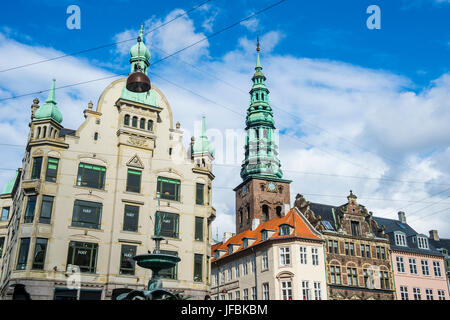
256, 34, 260, 52
255, 35, 262, 70
46, 79, 57, 105
139, 24, 144, 42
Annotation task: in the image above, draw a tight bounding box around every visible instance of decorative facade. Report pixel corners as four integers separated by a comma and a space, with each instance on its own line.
234, 39, 291, 235
0, 27, 215, 300
296, 191, 395, 300
211, 208, 327, 300
428, 229, 450, 293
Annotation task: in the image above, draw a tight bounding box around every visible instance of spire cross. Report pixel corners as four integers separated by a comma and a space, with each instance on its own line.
256, 34, 260, 52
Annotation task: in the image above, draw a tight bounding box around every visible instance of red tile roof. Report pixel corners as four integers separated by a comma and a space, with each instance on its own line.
211, 208, 321, 262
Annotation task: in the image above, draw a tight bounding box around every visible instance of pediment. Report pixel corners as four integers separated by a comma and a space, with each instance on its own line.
127, 154, 144, 169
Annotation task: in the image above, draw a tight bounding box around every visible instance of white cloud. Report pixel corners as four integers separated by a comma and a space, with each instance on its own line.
240, 17, 259, 32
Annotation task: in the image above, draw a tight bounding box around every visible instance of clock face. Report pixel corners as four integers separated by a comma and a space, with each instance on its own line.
267, 183, 276, 192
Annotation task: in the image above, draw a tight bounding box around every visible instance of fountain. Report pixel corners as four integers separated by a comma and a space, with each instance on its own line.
115, 193, 189, 300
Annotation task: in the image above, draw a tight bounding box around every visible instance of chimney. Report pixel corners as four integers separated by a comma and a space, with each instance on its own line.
251, 218, 260, 231
429, 230, 439, 241
398, 211, 406, 224
222, 232, 235, 243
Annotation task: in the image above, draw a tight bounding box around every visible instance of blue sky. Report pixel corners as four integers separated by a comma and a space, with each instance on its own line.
0, 0, 449, 238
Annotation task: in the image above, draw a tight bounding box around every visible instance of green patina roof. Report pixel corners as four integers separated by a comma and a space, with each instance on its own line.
193, 116, 214, 156
34, 79, 63, 124
1, 169, 19, 195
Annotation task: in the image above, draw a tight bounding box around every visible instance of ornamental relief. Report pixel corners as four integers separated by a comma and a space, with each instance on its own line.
128, 136, 149, 148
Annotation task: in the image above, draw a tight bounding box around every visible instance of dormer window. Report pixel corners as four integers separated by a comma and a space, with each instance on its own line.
228, 246, 233, 255
279, 224, 291, 236
243, 239, 249, 249
417, 236, 429, 250
262, 230, 268, 241
395, 232, 407, 247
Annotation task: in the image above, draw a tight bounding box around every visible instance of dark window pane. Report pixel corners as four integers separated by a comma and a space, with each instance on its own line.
195, 217, 203, 241
147, 120, 153, 131
155, 212, 179, 238
1, 207, 10, 221
76, 163, 106, 189
132, 117, 138, 127
196, 183, 204, 205
157, 177, 180, 201
351, 221, 360, 236
120, 245, 137, 275
80, 290, 102, 300
126, 170, 141, 193
16, 238, 30, 270
32, 238, 48, 269
54, 288, 77, 300
0, 237, 5, 257
140, 118, 145, 129
194, 254, 203, 282
31, 157, 42, 179
45, 158, 59, 182
67, 241, 98, 273
123, 205, 139, 232
124, 115, 130, 126
159, 250, 178, 279
39, 195, 54, 224
72, 200, 102, 229
24, 196, 37, 223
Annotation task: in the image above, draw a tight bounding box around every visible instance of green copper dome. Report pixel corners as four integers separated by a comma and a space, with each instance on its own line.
130, 24, 151, 61
193, 116, 214, 156
34, 79, 63, 124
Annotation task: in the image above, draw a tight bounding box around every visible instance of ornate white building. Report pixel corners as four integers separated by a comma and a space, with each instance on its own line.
0, 26, 216, 300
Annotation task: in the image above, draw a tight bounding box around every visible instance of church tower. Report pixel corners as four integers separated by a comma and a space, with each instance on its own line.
234, 38, 291, 234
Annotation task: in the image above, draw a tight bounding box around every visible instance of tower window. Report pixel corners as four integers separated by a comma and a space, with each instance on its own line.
94, 132, 98, 141
124, 115, 130, 126
140, 118, 145, 129
132, 116, 138, 127
262, 205, 269, 222
276, 206, 282, 217
148, 120, 153, 131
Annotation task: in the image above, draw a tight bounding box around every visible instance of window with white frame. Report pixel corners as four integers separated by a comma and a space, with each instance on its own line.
347, 268, 358, 286
400, 286, 409, 300
409, 258, 417, 274
262, 230, 268, 241
396, 256, 405, 273
426, 289, 433, 300
280, 247, 291, 266
302, 281, 311, 300
236, 291, 240, 300
221, 294, 225, 300
243, 288, 249, 300
433, 261, 442, 277
313, 282, 321, 300
228, 265, 233, 281
251, 256, 256, 273
243, 258, 248, 275
312, 247, 319, 266
437, 290, 445, 300
421, 260, 430, 276
262, 251, 268, 270
281, 281, 292, 300
330, 265, 341, 285
235, 261, 240, 278
417, 236, 429, 250
299, 246, 307, 264
251, 286, 256, 300
228, 292, 232, 300
413, 287, 421, 300
395, 233, 407, 246
263, 283, 269, 300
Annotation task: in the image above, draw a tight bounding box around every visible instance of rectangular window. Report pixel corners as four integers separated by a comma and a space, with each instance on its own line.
281, 281, 292, 300
251, 256, 256, 274
351, 221, 360, 236
39, 195, 54, 224
194, 254, 203, 282
126, 169, 141, 193
363, 269, 369, 288
236, 291, 240, 300
32, 238, 48, 270
123, 205, 139, 232
243, 258, 248, 275
409, 258, 418, 274
159, 250, 178, 279
437, 290, 445, 300
312, 247, 319, 266
347, 268, 358, 286
360, 244, 365, 257
16, 238, 30, 270
376, 246, 381, 259
120, 245, 137, 275
400, 286, 409, 300
413, 288, 421, 300
251, 287, 256, 300
244, 288, 249, 300
196, 183, 204, 205
328, 240, 333, 253
334, 241, 339, 254
228, 292, 233, 300
299, 246, 307, 264
66, 241, 98, 273
314, 282, 321, 300
366, 245, 371, 258
302, 281, 311, 300
155, 211, 179, 238
426, 289, 433, 300
72, 200, 102, 229
263, 283, 269, 300
350, 243, 355, 256
76, 163, 106, 189
24, 195, 37, 223
235, 261, 240, 278
330, 266, 341, 285
1, 207, 10, 221
433, 261, 442, 277
421, 260, 430, 276
381, 247, 386, 260
381, 272, 390, 289
195, 217, 204, 241
228, 265, 232, 281
345, 242, 349, 255
395, 233, 406, 246
0, 237, 5, 257
157, 177, 180, 201
45, 157, 59, 182
262, 251, 268, 270
31, 156, 43, 179
280, 247, 291, 266
396, 256, 405, 273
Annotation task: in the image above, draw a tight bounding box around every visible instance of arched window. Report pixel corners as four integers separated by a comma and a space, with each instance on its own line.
261, 93, 264, 101
262, 205, 269, 222
124, 114, 130, 126
256, 93, 259, 100
276, 206, 282, 217
140, 118, 145, 129
148, 120, 153, 131
239, 209, 243, 226
43, 126, 47, 138
94, 132, 98, 141
37, 127, 41, 139
132, 116, 138, 127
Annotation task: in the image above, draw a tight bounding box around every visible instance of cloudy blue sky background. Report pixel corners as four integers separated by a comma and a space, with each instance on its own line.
0, 0, 449, 239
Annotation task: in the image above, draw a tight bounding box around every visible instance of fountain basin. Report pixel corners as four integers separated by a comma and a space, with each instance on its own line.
133, 253, 181, 271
